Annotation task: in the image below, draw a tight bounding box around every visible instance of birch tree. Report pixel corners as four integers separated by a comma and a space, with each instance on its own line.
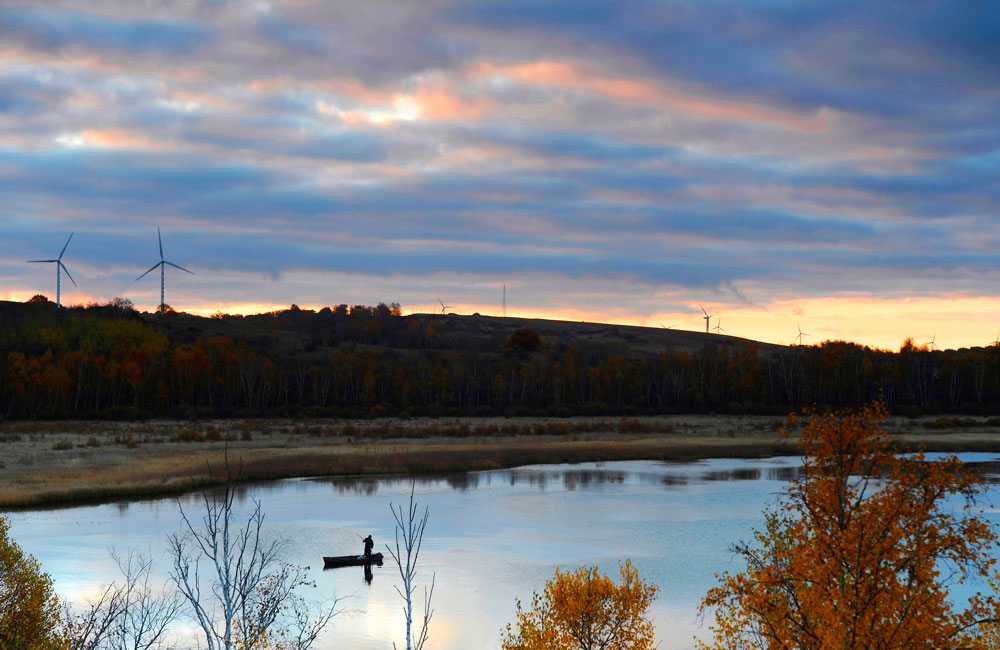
168, 457, 338, 650
387, 485, 435, 650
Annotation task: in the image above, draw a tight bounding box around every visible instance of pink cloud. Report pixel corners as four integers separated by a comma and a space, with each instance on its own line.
408, 78, 495, 120
169, 88, 236, 111
76, 128, 172, 149
252, 73, 493, 123
469, 59, 827, 132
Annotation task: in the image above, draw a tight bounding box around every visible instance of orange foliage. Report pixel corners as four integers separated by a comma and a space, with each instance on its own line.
699, 401, 1000, 650
502, 560, 658, 650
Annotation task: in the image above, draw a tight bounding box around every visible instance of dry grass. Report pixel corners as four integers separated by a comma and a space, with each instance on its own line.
2, 414, 999, 509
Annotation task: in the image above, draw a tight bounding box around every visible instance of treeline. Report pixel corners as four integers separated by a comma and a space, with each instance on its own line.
4, 297, 1000, 420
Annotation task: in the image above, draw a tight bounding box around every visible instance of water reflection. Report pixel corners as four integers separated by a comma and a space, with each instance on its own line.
316, 466, 679, 495
314, 463, 802, 497
12, 454, 1000, 650
702, 468, 761, 481
960, 460, 1000, 483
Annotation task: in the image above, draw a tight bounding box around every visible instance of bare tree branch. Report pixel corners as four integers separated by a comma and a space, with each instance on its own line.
387, 483, 435, 650
168, 450, 338, 650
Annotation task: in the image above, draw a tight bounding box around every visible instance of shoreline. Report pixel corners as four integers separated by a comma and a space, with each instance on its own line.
3, 415, 1000, 510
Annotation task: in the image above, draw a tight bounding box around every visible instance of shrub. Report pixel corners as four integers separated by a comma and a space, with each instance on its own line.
502, 560, 657, 650
0, 517, 63, 648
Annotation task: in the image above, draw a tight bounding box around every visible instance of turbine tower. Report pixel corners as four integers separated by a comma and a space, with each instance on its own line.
27, 232, 76, 308
135, 227, 193, 313
699, 304, 715, 334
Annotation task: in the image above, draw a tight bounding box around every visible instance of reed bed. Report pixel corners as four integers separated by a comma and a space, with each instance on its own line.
3, 413, 1000, 509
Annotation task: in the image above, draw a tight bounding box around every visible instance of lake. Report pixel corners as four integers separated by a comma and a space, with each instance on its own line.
6, 454, 1000, 649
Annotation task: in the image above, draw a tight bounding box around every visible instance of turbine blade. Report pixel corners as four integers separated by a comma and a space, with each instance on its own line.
135, 261, 162, 281
59, 232, 74, 260
158, 227, 163, 260
27, 259, 58, 263
164, 260, 194, 274
59, 262, 77, 287
699, 304, 708, 316
438, 298, 445, 308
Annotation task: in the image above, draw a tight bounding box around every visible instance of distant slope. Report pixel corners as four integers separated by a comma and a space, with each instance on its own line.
409, 312, 783, 357
137, 306, 782, 361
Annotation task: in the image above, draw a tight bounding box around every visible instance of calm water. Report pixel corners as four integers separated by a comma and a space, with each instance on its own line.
7, 454, 1000, 649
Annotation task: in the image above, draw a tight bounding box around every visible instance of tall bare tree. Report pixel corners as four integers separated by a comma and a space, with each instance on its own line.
387, 485, 435, 650
168, 456, 337, 650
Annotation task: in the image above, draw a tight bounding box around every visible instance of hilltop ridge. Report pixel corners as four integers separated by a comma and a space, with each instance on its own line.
3, 298, 1000, 421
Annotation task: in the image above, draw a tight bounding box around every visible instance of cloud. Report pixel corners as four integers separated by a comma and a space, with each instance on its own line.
0, 6, 212, 54
255, 15, 329, 55
1, 0, 998, 348
469, 60, 828, 132
72, 128, 173, 149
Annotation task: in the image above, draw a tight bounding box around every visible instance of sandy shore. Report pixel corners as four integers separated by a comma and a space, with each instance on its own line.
2, 414, 999, 509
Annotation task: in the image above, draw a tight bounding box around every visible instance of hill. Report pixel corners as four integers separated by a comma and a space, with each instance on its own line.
145, 306, 780, 360
3, 298, 1000, 420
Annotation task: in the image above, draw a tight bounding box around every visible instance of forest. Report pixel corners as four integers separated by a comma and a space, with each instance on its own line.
3, 296, 1000, 421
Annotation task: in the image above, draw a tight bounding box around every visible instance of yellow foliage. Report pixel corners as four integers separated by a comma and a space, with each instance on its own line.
699, 401, 1000, 650
0, 516, 63, 650
501, 560, 658, 650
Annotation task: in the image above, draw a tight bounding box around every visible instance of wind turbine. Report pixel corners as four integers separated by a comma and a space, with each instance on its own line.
992, 330, 1000, 347
713, 318, 727, 335
699, 304, 715, 334
437, 298, 452, 314
27, 232, 76, 308
658, 322, 675, 330
794, 323, 811, 346
924, 333, 938, 351
135, 227, 193, 313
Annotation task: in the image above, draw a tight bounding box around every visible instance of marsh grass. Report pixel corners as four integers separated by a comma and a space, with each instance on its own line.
2, 413, 1000, 509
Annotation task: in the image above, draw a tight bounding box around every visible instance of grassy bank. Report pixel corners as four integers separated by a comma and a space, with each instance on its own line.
2, 414, 1000, 509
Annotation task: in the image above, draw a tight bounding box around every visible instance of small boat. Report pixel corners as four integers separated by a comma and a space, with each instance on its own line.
323, 552, 384, 569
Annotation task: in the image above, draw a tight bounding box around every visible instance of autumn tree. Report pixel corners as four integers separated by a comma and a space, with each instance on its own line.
0, 516, 63, 650
699, 401, 1000, 650
501, 560, 658, 650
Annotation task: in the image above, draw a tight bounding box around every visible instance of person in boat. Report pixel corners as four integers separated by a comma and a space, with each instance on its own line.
363, 534, 374, 560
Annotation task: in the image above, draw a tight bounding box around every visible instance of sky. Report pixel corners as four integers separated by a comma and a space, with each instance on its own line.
1, 1, 999, 350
